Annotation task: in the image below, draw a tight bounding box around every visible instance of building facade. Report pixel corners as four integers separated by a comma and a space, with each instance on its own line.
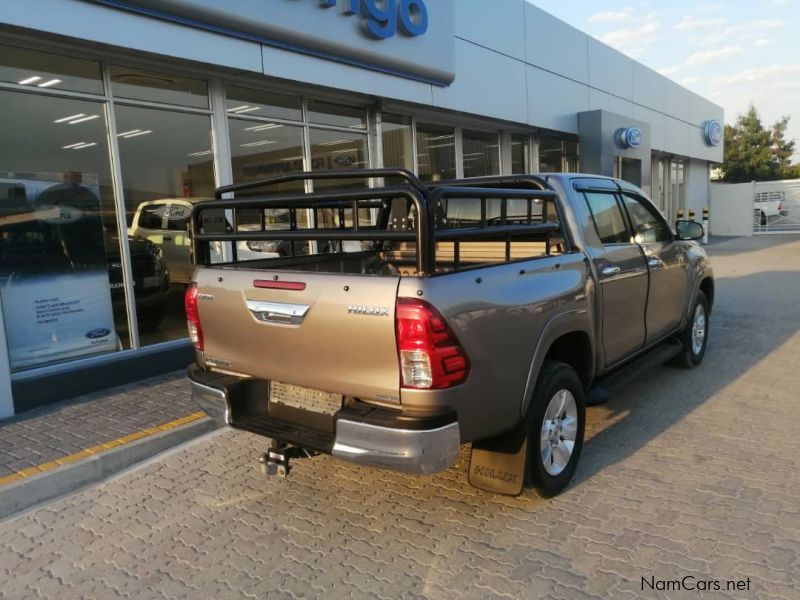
0, 0, 724, 413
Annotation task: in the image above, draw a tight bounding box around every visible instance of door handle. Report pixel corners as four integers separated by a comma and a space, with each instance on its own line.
601, 266, 621, 276
648, 258, 663, 268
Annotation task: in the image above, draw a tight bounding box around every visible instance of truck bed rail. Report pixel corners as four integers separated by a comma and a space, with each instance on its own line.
191, 170, 565, 276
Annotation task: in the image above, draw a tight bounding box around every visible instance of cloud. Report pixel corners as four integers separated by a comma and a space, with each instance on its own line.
685, 45, 742, 65
716, 64, 800, 86
598, 15, 660, 51
695, 3, 724, 11
659, 65, 681, 76
753, 19, 787, 29
674, 15, 728, 30
589, 7, 634, 23
755, 38, 771, 47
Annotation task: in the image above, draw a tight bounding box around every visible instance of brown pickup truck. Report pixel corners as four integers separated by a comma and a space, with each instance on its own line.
186, 169, 713, 496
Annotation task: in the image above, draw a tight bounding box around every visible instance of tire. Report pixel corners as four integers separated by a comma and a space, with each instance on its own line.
524, 361, 586, 497
671, 291, 709, 368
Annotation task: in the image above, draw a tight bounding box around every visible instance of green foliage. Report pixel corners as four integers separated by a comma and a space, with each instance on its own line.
721, 105, 800, 182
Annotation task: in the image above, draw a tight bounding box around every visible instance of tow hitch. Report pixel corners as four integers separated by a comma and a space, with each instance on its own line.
259, 440, 318, 477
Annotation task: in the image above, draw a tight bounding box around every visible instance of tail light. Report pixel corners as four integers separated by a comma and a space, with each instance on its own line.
184, 282, 204, 351
395, 297, 469, 389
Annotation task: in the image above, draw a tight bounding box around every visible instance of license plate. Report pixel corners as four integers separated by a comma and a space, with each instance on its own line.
270, 381, 343, 416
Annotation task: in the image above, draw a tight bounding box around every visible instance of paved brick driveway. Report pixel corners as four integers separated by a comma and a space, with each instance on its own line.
1, 236, 799, 599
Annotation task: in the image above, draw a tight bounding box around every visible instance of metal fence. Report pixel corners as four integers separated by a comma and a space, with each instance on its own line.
753, 180, 800, 234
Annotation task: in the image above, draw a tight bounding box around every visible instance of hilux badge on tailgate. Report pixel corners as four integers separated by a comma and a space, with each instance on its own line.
348, 305, 390, 316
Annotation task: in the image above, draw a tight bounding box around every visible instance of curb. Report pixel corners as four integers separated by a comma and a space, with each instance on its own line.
0, 416, 220, 520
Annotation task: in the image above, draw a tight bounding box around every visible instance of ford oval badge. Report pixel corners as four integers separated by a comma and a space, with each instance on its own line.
86, 328, 111, 339
704, 120, 723, 147
618, 127, 643, 149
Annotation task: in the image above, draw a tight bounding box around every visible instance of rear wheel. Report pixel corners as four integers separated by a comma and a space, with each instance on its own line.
525, 361, 585, 497
671, 291, 709, 368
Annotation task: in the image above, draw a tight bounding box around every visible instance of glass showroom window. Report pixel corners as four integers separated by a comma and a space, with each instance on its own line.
114, 96, 215, 346
511, 134, 531, 175
462, 129, 500, 178
382, 113, 414, 172
417, 123, 456, 182
538, 135, 564, 172
0, 87, 129, 371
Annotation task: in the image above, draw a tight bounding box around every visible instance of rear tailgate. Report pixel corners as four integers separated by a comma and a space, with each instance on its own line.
194, 268, 402, 403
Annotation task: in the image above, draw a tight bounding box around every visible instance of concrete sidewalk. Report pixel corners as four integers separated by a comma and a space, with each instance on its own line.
0, 371, 218, 518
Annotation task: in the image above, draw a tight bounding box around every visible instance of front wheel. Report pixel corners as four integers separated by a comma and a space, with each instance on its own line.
525, 361, 586, 497
671, 291, 709, 368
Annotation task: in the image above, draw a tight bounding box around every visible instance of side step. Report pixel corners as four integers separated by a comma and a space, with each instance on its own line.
586, 339, 683, 406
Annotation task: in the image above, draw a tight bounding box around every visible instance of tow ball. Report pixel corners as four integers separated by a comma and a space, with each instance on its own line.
259, 440, 317, 477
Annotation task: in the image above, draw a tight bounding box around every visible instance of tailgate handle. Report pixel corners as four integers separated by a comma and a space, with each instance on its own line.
246, 300, 310, 325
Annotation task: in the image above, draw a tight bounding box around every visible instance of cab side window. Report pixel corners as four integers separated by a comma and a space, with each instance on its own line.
622, 194, 672, 244
583, 192, 629, 244
138, 204, 166, 230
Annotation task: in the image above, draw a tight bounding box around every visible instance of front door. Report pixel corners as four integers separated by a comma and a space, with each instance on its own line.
582, 191, 649, 366
621, 192, 690, 342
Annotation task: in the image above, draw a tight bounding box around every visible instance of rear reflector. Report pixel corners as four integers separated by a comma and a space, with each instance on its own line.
254, 280, 307, 291
185, 282, 204, 351
396, 297, 470, 389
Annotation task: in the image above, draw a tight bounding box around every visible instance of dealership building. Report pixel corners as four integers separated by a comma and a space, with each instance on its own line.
0, 0, 724, 415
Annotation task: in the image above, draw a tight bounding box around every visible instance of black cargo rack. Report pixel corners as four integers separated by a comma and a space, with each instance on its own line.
190, 169, 565, 276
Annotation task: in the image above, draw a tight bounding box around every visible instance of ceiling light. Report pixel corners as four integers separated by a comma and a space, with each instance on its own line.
331, 148, 358, 154
117, 129, 141, 137
121, 130, 153, 138
68, 114, 100, 125
187, 150, 213, 157
18, 75, 42, 85
65, 142, 98, 150
318, 140, 352, 146
234, 106, 260, 114
63, 142, 88, 149
241, 140, 277, 147
55, 113, 86, 123
280, 155, 305, 162
38, 79, 62, 88
228, 105, 255, 113
244, 124, 283, 132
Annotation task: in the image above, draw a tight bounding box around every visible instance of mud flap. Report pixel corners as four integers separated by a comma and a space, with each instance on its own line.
468, 421, 528, 496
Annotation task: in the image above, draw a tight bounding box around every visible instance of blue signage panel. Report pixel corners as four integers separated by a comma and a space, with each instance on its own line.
89, 0, 455, 86
617, 127, 643, 149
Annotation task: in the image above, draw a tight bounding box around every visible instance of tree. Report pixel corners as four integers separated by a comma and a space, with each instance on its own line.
721, 105, 800, 182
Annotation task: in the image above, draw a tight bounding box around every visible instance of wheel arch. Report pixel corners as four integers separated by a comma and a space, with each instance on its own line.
520, 311, 595, 418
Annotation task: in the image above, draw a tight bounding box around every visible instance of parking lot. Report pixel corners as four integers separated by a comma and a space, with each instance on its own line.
1, 235, 799, 599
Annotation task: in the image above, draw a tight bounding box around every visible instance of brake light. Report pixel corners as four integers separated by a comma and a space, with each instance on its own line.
395, 298, 469, 389
184, 282, 204, 351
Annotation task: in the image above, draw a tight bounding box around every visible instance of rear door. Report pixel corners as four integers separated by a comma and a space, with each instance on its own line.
194, 267, 403, 403
581, 190, 649, 366
621, 192, 690, 342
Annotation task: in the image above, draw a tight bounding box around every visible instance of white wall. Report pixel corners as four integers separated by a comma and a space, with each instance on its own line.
710, 182, 755, 237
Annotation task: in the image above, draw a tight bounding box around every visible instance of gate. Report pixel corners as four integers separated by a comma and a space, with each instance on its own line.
753, 179, 800, 234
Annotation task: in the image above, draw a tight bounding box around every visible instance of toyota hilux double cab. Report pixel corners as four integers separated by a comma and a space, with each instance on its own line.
186, 169, 713, 496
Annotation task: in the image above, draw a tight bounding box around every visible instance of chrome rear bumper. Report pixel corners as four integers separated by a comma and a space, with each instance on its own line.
188, 366, 460, 475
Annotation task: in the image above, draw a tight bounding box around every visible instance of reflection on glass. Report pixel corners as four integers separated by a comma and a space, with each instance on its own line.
115, 105, 215, 345
382, 113, 414, 171
0, 44, 104, 95
225, 86, 302, 122
309, 128, 369, 189
417, 123, 455, 182
229, 118, 306, 194
511, 134, 530, 174
564, 139, 579, 172
109, 65, 208, 109
538, 135, 564, 172
462, 130, 500, 178
307, 100, 367, 130
0, 91, 127, 371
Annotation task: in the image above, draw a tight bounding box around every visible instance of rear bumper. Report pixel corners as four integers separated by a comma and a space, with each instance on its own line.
188, 366, 460, 475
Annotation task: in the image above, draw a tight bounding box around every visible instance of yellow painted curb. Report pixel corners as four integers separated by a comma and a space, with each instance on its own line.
0, 411, 206, 488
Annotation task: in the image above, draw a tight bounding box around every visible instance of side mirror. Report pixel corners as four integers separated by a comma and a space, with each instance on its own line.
676, 219, 704, 241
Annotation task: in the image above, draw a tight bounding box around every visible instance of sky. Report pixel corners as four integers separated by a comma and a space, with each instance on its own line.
530, 0, 800, 160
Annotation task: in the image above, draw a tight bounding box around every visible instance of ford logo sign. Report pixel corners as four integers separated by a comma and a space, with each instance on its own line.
334, 154, 356, 166
618, 127, 643, 149
704, 120, 723, 147
86, 328, 111, 339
